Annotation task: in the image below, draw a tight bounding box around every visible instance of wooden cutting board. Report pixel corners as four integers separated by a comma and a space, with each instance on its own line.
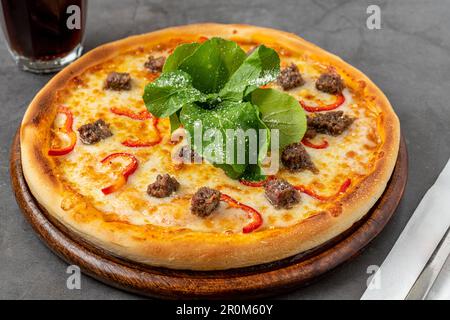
10, 129, 408, 299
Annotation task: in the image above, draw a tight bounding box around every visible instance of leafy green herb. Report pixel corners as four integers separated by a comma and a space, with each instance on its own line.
142, 71, 204, 118
177, 38, 247, 94
219, 45, 280, 101
169, 112, 182, 134
240, 164, 268, 182
180, 101, 268, 178
162, 43, 200, 73
143, 37, 307, 180
250, 88, 307, 149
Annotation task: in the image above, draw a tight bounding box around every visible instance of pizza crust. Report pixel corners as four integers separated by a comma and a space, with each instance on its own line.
21, 23, 400, 270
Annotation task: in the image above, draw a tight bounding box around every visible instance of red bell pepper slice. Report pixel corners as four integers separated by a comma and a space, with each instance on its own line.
100, 153, 138, 195
110, 107, 153, 120
294, 178, 351, 201
300, 93, 345, 112
220, 193, 263, 233
48, 106, 77, 156
301, 137, 329, 149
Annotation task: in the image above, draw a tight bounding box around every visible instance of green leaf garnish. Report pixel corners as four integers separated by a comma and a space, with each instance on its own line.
143, 37, 306, 179
162, 43, 200, 73
219, 45, 280, 101
169, 112, 182, 134
250, 88, 307, 149
177, 38, 247, 94
142, 71, 205, 118
180, 101, 268, 178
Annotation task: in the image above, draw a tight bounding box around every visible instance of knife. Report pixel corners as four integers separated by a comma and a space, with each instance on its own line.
406, 227, 450, 300
361, 158, 450, 300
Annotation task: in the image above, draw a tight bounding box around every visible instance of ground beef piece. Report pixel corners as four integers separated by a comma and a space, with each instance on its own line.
104, 72, 131, 91
264, 179, 300, 209
78, 119, 113, 145
147, 174, 180, 198
307, 111, 354, 136
281, 142, 318, 173
178, 145, 202, 163
304, 127, 318, 140
191, 187, 221, 217
277, 63, 305, 90
315, 71, 344, 94
144, 56, 165, 73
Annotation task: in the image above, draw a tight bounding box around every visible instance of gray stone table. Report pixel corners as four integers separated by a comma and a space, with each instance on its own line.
1, 0, 450, 299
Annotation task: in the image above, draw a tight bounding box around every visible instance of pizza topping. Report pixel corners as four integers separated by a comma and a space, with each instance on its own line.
191, 187, 221, 217
240, 175, 275, 187
48, 106, 77, 156
144, 55, 165, 73
281, 142, 318, 173
190, 187, 263, 233
121, 139, 157, 148
307, 111, 354, 137
264, 178, 301, 209
316, 71, 344, 94
144, 38, 307, 180
304, 127, 318, 140
300, 93, 345, 112
294, 178, 351, 201
301, 111, 353, 148
277, 63, 305, 90
110, 107, 152, 120
176, 145, 202, 163
104, 72, 131, 91
240, 174, 352, 203
219, 193, 263, 233
100, 153, 138, 195
147, 174, 180, 198
77, 119, 113, 145
301, 137, 329, 149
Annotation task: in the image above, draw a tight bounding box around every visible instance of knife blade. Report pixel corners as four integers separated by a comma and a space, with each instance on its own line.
406, 227, 450, 300
361, 158, 450, 300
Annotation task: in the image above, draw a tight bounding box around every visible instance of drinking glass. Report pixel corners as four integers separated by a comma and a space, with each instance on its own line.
0, 0, 87, 73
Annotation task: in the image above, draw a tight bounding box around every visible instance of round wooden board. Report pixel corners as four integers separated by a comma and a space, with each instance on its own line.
10, 129, 408, 299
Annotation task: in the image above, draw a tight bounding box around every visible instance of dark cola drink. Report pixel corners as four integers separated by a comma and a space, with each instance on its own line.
0, 0, 87, 73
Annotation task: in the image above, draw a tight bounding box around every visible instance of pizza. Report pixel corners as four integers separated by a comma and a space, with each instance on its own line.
20, 24, 400, 270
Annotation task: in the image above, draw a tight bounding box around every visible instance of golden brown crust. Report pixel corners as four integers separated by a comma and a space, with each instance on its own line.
21, 23, 400, 270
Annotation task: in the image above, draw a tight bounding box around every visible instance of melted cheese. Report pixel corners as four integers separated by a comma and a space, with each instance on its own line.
51, 40, 381, 234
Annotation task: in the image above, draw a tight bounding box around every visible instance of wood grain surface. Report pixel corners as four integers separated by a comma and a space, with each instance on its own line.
10, 129, 408, 299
